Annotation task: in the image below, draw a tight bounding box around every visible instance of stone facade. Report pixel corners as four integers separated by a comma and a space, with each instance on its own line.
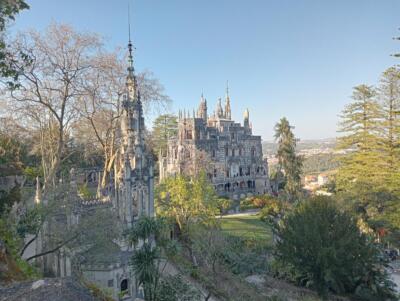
160, 88, 270, 200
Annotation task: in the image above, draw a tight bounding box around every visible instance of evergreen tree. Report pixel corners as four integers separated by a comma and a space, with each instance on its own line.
336, 85, 383, 191
378, 67, 400, 192
150, 114, 178, 156
276, 196, 397, 300
274, 117, 303, 201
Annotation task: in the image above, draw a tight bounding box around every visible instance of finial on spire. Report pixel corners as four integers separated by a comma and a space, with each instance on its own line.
226, 80, 229, 96
127, 1, 134, 74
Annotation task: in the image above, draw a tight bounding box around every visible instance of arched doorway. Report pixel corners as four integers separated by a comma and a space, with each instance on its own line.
121, 279, 128, 292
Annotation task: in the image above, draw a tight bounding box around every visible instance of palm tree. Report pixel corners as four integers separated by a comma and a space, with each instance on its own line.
128, 216, 168, 301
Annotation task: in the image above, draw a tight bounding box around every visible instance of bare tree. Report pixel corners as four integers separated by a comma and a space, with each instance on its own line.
74, 52, 171, 189
2, 23, 102, 190
180, 149, 214, 178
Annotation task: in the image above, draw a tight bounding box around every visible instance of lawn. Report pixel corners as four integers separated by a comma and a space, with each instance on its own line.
219, 213, 273, 244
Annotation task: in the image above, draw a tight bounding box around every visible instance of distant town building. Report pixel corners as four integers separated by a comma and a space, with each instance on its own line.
318, 173, 329, 186
159, 86, 271, 200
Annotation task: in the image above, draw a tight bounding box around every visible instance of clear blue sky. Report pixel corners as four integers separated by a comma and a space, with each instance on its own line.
11, 0, 400, 140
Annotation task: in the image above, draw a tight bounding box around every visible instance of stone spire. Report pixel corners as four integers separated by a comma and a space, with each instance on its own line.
244, 108, 250, 128
120, 19, 146, 177
216, 98, 224, 118
197, 93, 208, 121
224, 81, 231, 120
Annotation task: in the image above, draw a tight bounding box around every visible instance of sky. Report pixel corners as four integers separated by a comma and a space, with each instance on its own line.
10, 0, 400, 141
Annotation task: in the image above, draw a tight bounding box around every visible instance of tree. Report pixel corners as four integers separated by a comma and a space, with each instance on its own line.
392, 28, 400, 58
156, 172, 219, 265
0, 0, 29, 89
276, 196, 397, 300
128, 216, 186, 301
378, 67, 400, 192
336, 85, 383, 192
150, 114, 177, 156
274, 117, 303, 200
129, 217, 164, 301
156, 172, 218, 237
3, 23, 103, 189
0, 129, 27, 175
0, 185, 21, 215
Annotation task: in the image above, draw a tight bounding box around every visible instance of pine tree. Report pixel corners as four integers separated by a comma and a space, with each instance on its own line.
274, 117, 303, 201
378, 67, 400, 192
337, 85, 383, 191
151, 114, 178, 156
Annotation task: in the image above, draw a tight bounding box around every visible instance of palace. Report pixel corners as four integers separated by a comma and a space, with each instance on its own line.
159, 87, 271, 200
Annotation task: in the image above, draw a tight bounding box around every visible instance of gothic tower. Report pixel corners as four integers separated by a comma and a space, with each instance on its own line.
116, 36, 154, 227
197, 93, 208, 121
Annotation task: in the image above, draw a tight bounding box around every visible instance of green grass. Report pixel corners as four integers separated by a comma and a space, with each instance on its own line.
220, 213, 272, 243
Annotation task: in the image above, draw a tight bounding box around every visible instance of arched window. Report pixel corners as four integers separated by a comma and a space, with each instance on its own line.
251, 147, 256, 157
225, 145, 229, 156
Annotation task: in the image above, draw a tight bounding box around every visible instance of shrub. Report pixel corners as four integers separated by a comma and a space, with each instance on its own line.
158, 275, 202, 301
259, 198, 291, 226
275, 196, 397, 300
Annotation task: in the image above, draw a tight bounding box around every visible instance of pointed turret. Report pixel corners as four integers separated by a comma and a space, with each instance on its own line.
244, 108, 250, 128
197, 93, 208, 121
216, 98, 224, 118
224, 81, 231, 120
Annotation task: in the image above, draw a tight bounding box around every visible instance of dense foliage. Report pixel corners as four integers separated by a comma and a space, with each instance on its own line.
276, 196, 397, 300
0, 0, 29, 88
156, 172, 219, 236
302, 153, 340, 175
